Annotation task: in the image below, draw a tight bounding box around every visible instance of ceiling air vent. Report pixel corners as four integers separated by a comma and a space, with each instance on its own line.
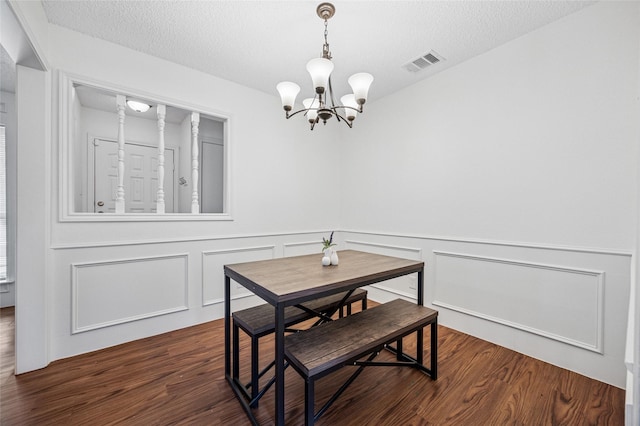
403, 51, 444, 73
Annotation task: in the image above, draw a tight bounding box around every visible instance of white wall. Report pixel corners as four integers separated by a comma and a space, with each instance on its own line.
0, 90, 16, 307
342, 2, 638, 249
340, 1, 639, 388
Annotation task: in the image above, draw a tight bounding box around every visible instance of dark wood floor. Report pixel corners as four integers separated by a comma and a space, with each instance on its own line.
0, 305, 624, 425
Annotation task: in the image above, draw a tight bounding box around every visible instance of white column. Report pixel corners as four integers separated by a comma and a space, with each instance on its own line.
156, 104, 166, 214
115, 95, 126, 214
15, 64, 50, 373
191, 112, 200, 214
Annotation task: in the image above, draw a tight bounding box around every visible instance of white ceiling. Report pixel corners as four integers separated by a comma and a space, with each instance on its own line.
35, 1, 597, 103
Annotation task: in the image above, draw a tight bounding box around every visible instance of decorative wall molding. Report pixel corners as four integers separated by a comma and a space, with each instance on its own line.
283, 240, 320, 257
432, 251, 605, 353
344, 240, 422, 298
52, 229, 634, 257
344, 229, 632, 257
51, 230, 331, 250
343, 239, 422, 258
202, 245, 276, 306
71, 254, 189, 333
366, 284, 417, 301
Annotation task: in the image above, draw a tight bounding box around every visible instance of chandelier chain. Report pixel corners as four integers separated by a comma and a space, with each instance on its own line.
323, 18, 331, 59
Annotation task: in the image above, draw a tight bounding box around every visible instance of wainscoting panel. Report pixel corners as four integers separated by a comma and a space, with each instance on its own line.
202, 245, 275, 306
344, 240, 423, 300
433, 251, 604, 352
283, 241, 320, 257
72, 254, 188, 333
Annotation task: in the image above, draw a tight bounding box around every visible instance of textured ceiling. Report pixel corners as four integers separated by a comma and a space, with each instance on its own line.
39, 1, 596, 104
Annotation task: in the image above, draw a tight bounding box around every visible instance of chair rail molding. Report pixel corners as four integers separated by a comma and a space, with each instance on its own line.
202, 245, 276, 306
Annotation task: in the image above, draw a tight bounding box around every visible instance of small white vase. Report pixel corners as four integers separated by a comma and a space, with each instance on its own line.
330, 250, 339, 265
321, 256, 331, 266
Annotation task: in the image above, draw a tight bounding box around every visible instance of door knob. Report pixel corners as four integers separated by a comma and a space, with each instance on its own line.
97, 201, 104, 206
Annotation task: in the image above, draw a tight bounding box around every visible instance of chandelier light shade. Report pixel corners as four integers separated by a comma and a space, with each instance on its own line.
303, 98, 320, 124
340, 94, 359, 121
348, 73, 374, 105
276, 2, 373, 130
306, 58, 334, 94
276, 82, 301, 111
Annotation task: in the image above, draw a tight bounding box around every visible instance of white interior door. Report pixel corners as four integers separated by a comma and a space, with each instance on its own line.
93, 138, 175, 213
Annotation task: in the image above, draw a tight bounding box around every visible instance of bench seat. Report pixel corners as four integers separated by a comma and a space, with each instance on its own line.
232, 288, 368, 406
285, 298, 437, 425
233, 288, 368, 338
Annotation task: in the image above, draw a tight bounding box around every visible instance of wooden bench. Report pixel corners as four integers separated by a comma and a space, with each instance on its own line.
232, 288, 368, 406
284, 298, 438, 425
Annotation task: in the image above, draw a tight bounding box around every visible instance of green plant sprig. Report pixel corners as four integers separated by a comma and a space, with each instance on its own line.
322, 231, 336, 252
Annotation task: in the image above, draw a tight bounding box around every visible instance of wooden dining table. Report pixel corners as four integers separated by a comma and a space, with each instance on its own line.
223, 249, 425, 425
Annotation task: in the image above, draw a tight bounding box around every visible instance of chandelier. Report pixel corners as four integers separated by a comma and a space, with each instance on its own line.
276, 2, 373, 131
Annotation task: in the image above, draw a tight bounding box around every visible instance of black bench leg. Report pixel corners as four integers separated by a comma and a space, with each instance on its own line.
417, 328, 424, 366
362, 297, 367, 310
250, 335, 259, 407
305, 378, 315, 426
396, 338, 403, 361
431, 320, 438, 380
233, 323, 240, 381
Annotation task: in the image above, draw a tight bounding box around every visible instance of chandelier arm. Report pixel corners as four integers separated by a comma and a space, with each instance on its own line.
336, 105, 361, 113
329, 105, 348, 124
286, 107, 315, 119
288, 90, 322, 119
288, 103, 359, 116
326, 77, 344, 123
328, 77, 338, 109
333, 109, 353, 128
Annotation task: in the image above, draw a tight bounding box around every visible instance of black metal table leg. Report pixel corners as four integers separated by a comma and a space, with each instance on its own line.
275, 302, 286, 425
417, 269, 425, 365
431, 319, 438, 379
418, 269, 424, 305
225, 275, 231, 377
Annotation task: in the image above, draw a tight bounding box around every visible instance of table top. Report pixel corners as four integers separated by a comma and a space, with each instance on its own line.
224, 250, 424, 305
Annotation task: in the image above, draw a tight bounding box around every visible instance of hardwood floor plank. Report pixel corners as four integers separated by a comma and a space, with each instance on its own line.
0, 306, 624, 425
